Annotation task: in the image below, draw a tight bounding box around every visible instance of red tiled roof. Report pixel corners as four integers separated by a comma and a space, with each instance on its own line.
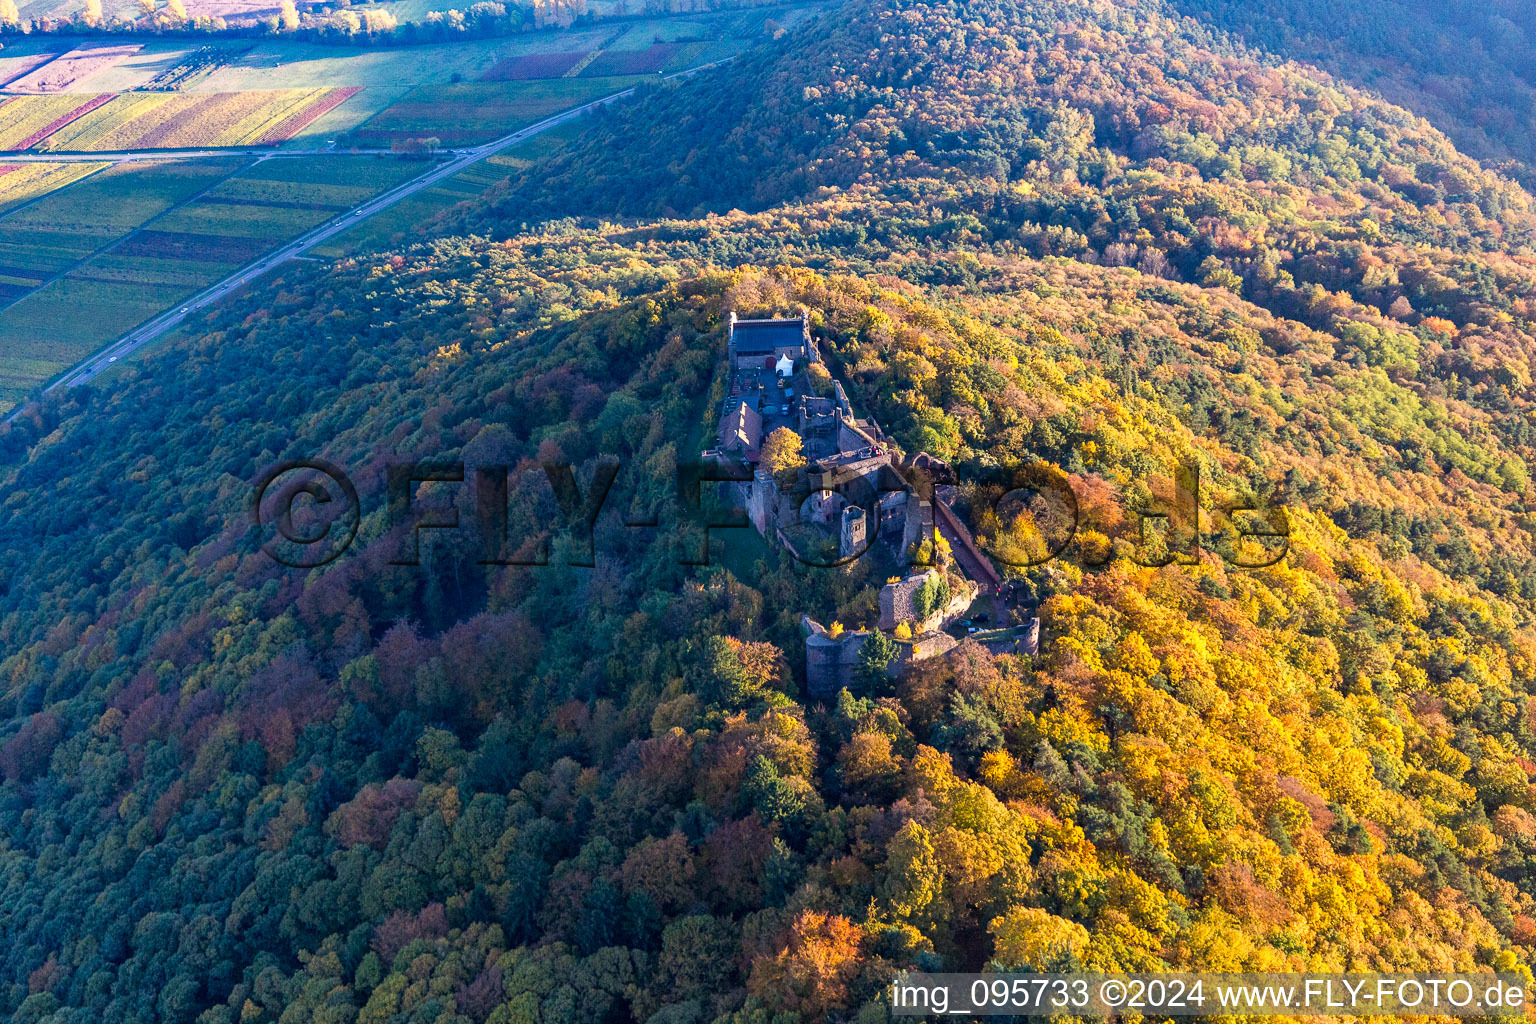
717, 400, 763, 455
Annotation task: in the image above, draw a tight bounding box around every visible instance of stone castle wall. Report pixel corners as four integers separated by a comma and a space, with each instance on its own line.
804, 617, 869, 698
902, 631, 958, 664
878, 573, 928, 631
877, 571, 973, 632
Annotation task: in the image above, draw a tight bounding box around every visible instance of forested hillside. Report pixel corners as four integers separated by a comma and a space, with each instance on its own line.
1173, 0, 1536, 186
5, 0, 1536, 1022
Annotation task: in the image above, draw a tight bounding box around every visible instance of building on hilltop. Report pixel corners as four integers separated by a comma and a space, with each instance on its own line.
701, 309, 1039, 696
706, 307, 947, 570
727, 311, 814, 371
716, 399, 762, 461
711, 312, 820, 468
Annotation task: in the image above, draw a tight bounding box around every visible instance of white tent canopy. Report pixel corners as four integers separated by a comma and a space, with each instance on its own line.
775, 353, 794, 377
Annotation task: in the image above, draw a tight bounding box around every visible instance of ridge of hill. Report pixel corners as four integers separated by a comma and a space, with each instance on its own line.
1172, 0, 1536, 187
470, 0, 1536, 423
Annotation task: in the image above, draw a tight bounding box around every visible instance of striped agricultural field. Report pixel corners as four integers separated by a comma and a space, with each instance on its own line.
252, 86, 361, 145
0, 153, 417, 411
0, 89, 362, 152
0, 94, 112, 150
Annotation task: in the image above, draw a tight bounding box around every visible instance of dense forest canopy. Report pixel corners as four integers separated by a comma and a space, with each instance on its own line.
1171, 0, 1536, 187
5, 0, 1536, 1022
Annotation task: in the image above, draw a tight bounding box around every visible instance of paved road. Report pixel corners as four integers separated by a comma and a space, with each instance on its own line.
33, 59, 729, 402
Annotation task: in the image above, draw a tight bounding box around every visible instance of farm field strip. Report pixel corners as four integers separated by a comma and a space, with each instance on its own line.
579, 43, 683, 76
659, 39, 747, 72
4, 44, 141, 93
347, 75, 644, 145
0, 158, 249, 303
71, 252, 233, 288
258, 121, 586, 261
0, 155, 401, 291
0, 153, 430, 408
234, 154, 422, 188
1, 54, 736, 414
125, 155, 421, 250
113, 230, 271, 265
479, 50, 588, 82
117, 91, 304, 150
0, 277, 188, 386
202, 177, 370, 208
0, 159, 246, 282
38, 66, 694, 402
0, 94, 111, 150
251, 86, 362, 144
5, 153, 412, 290
0, 89, 362, 152
0, 161, 110, 215
150, 201, 336, 239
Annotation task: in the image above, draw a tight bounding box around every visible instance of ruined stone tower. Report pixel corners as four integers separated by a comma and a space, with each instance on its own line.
839, 504, 866, 560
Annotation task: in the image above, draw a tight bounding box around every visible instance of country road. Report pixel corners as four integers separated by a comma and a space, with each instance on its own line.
15, 58, 731, 414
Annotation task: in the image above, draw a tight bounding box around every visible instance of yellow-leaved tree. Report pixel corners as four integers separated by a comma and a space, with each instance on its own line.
989, 907, 1089, 971
881, 820, 944, 928
759, 426, 806, 480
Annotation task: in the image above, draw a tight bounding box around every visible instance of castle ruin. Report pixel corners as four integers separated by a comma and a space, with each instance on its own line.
702, 310, 1039, 698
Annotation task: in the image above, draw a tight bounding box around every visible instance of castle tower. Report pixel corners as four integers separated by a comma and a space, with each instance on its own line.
840, 505, 866, 560
901, 488, 926, 560
805, 630, 841, 699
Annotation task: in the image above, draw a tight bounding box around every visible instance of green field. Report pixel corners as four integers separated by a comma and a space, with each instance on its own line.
0, 61, 650, 409
344, 76, 646, 145
0, 160, 246, 280
0, 278, 185, 364
69, 252, 227, 287
148, 201, 334, 237
0, 163, 111, 220
0, 154, 425, 410
95, 121, 585, 387
153, 155, 419, 236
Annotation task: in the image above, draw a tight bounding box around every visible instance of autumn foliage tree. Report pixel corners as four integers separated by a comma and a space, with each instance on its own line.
758, 425, 806, 480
